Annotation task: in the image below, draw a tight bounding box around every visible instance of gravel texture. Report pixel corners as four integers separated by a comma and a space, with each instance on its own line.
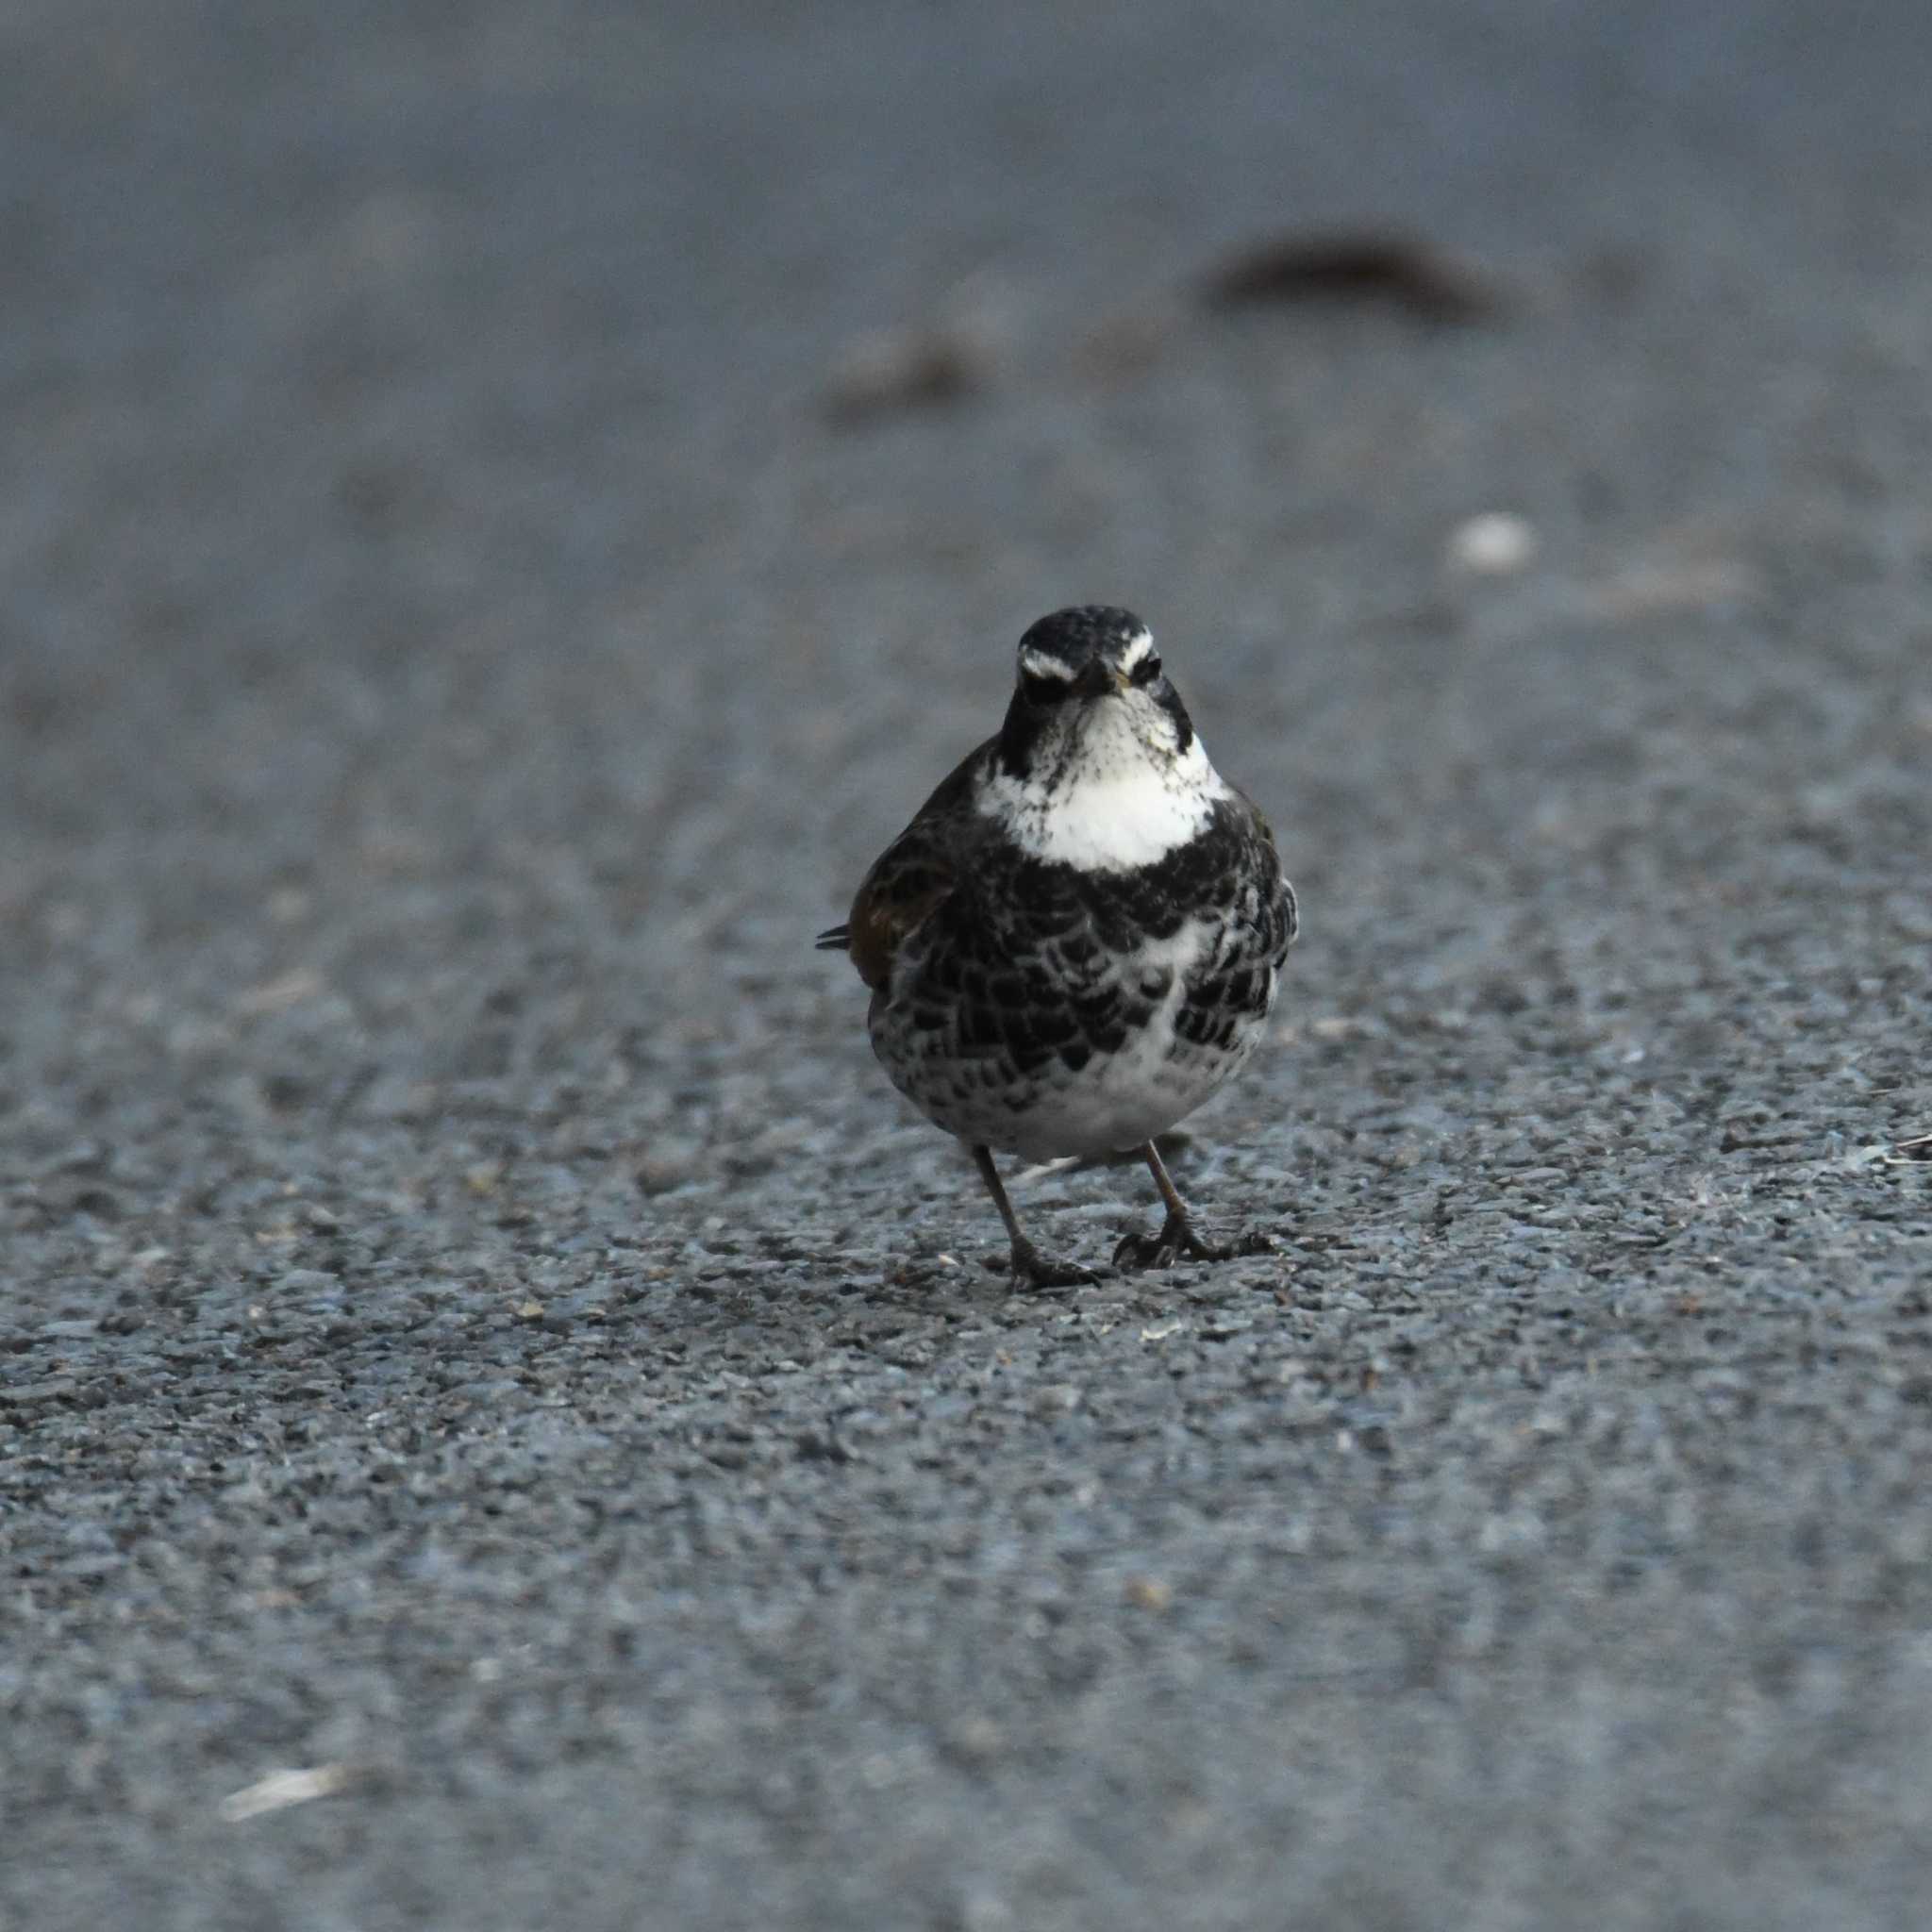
4, 3, 1931, 1927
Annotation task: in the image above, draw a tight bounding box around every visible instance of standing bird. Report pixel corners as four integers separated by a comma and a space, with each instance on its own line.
819, 607, 1296, 1286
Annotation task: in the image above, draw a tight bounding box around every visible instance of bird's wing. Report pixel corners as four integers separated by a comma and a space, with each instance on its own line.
824, 738, 992, 992
1228, 784, 1298, 954
1228, 782, 1276, 852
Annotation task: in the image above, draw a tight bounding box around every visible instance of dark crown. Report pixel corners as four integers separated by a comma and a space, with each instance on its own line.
1015, 606, 1149, 674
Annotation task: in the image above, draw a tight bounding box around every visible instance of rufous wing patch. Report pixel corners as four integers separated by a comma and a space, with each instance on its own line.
845, 844, 954, 991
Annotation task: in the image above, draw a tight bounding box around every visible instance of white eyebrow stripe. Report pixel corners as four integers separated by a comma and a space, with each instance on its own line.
1116, 627, 1156, 671
1019, 648, 1074, 681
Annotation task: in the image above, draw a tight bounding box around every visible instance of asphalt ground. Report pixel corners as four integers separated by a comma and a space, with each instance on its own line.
3, 3, 1931, 1926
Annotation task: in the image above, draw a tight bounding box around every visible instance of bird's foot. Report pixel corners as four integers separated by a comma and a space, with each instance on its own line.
1113, 1216, 1276, 1273
991, 1238, 1108, 1291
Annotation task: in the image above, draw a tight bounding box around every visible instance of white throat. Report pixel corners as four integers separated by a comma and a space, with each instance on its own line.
978, 700, 1229, 870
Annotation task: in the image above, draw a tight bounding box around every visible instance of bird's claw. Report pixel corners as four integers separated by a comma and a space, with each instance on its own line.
992, 1241, 1108, 1291
1113, 1220, 1275, 1273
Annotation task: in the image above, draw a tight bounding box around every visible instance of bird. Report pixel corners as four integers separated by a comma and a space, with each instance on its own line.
818, 606, 1297, 1287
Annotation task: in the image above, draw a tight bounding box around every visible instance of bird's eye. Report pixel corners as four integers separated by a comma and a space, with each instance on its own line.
1129, 653, 1162, 686
1022, 670, 1069, 706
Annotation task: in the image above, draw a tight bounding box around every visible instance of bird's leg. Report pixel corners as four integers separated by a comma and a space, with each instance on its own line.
1112, 1141, 1274, 1271
970, 1144, 1102, 1289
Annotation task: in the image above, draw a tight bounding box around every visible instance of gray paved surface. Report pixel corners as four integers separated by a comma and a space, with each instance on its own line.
5, 3, 1932, 1927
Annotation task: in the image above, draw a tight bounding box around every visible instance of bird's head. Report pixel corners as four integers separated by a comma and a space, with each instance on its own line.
996, 606, 1194, 783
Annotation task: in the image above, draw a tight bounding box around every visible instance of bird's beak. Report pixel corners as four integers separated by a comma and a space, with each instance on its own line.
1072, 659, 1124, 701
1081, 662, 1132, 698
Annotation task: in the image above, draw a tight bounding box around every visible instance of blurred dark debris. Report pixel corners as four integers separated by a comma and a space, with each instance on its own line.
1200, 229, 1504, 323
1887, 1133, 1932, 1164
823, 320, 997, 425
824, 238, 1499, 424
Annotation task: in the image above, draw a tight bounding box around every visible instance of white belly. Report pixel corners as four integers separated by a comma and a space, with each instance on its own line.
978, 1007, 1269, 1159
